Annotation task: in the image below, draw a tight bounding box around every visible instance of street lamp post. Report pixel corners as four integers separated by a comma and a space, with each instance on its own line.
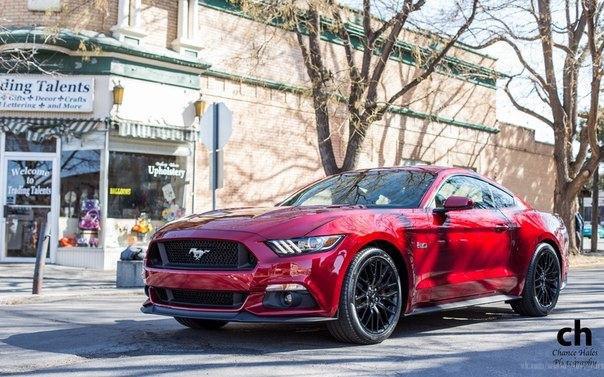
193, 94, 207, 213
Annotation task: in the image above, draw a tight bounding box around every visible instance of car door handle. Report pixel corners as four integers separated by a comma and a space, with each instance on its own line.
494, 225, 509, 232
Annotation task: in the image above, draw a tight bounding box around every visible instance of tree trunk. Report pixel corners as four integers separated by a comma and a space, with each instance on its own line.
340, 119, 368, 173
554, 182, 579, 254
591, 168, 599, 253
311, 89, 339, 176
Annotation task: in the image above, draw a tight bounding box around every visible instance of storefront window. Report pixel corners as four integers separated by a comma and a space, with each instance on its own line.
107, 151, 186, 222
4, 159, 53, 258
58, 150, 101, 248
5, 133, 56, 153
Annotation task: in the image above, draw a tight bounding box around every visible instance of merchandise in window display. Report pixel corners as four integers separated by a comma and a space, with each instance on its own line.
76, 198, 101, 247
77, 231, 99, 247
131, 213, 153, 242
107, 152, 186, 221
59, 149, 102, 248
63, 191, 77, 218
161, 204, 185, 222
59, 237, 76, 247
79, 209, 100, 230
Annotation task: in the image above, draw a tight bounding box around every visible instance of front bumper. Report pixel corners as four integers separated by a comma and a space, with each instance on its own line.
142, 229, 350, 321
140, 301, 335, 323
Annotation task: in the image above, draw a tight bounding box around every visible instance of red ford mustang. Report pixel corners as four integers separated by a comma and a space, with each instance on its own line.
142, 166, 568, 344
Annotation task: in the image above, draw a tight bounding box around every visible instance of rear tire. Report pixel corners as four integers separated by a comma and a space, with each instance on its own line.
510, 243, 561, 317
327, 247, 402, 344
174, 317, 229, 330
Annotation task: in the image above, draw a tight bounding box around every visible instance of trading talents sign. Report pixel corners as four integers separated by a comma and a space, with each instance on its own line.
6, 161, 53, 206
0, 75, 95, 113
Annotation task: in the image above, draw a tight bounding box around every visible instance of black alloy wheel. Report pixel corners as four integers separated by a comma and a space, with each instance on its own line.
328, 247, 403, 344
354, 256, 400, 333
533, 249, 560, 308
510, 243, 561, 317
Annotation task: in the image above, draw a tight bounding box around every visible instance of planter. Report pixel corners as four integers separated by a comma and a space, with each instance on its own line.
116, 260, 145, 288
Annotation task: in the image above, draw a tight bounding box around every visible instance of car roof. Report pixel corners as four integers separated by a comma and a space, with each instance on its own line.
346, 165, 472, 175
346, 166, 513, 194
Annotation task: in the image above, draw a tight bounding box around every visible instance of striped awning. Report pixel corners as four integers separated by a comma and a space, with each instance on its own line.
0, 117, 102, 142
107, 118, 197, 142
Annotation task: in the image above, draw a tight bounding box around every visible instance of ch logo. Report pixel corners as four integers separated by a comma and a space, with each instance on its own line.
557, 319, 592, 346
189, 248, 211, 260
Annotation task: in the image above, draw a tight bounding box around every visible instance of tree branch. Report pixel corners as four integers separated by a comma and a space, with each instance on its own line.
374, 0, 479, 118
573, 0, 603, 184
503, 77, 554, 127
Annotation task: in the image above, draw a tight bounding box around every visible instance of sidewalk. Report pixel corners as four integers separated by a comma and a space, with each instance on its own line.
1, 248, 602, 306
580, 236, 604, 252
0, 263, 143, 305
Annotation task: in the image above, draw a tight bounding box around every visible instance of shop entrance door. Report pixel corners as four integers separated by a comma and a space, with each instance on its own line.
0, 155, 59, 262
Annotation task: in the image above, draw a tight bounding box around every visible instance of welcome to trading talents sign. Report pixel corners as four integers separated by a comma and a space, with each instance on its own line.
0, 75, 95, 113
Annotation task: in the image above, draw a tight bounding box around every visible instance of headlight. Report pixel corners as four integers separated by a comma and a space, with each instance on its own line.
266, 235, 344, 255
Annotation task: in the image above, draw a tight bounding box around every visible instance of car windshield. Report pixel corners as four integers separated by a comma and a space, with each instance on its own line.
281, 170, 436, 208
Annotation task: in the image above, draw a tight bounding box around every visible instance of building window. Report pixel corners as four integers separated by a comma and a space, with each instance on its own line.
107, 151, 187, 221
5, 133, 56, 153
5, 159, 53, 257
58, 150, 101, 248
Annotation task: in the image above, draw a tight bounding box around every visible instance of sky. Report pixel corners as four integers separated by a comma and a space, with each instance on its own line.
485, 43, 556, 144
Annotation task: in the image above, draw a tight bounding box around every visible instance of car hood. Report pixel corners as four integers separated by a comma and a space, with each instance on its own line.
154, 205, 363, 239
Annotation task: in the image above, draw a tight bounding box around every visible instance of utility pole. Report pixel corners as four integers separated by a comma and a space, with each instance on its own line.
212, 103, 219, 210
32, 212, 51, 294
200, 102, 232, 211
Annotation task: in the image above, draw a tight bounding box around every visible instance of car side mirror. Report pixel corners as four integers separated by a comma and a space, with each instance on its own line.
434, 196, 474, 214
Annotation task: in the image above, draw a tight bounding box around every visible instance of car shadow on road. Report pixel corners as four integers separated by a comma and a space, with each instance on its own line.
3, 305, 522, 359
3, 304, 603, 376
394, 306, 516, 336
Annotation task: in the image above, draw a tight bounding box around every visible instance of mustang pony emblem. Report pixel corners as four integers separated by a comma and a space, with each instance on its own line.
188, 248, 211, 260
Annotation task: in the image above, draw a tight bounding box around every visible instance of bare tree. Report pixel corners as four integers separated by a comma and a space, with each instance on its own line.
235, 0, 481, 175
469, 0, 603, 252
0, 0, 110, 73
1, 28, 61, 74
579, 107, 604, 252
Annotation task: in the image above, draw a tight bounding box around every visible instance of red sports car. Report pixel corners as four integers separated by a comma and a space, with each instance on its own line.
141, 166, 568, 344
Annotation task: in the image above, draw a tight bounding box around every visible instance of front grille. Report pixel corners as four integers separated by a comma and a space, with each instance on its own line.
147, 239, 256, 270
154, 288, 245, 308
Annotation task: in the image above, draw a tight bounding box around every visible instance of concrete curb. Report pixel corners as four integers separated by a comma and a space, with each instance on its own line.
0, 288, 145, 306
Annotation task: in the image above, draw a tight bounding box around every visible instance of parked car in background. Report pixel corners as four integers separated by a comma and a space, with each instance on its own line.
582, 223, 604, 238
141, 166, 569, 344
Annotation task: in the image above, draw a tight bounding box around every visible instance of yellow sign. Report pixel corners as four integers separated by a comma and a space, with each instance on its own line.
109, 187, 131, 196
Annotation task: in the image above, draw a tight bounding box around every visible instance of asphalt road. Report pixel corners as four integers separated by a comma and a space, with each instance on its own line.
0, 268, 602, 376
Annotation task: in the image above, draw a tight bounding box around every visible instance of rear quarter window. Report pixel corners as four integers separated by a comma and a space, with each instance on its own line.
491, 185, 516, 208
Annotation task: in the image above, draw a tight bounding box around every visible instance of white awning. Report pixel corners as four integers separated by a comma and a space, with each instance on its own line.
107, 118, 197, 142
0, 117, 102, 141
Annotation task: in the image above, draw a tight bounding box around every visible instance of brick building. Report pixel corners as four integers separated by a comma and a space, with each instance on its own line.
0, 0, 554, 269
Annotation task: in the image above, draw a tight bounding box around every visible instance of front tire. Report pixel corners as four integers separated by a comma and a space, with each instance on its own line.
510, 243, 561, 317
174, 317, 229, 330
327, 247, 403, 344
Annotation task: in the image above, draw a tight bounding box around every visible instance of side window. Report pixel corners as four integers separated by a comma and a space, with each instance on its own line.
433, 177, 463, 208
433, 176, 494, 209
491, 185, 516, 208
